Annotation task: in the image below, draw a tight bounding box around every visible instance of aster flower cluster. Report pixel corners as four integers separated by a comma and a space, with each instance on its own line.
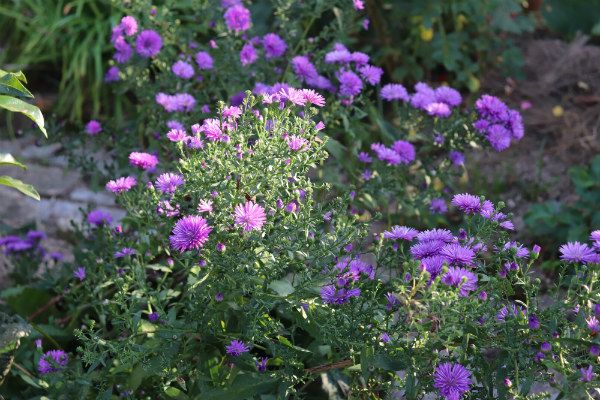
474, 94, 524, 151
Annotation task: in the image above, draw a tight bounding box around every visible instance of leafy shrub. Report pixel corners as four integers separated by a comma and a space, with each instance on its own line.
2, 96, 599, 398
0, 0, 120, 121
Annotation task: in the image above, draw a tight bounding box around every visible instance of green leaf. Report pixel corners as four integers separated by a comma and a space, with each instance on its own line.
268, 279, 295, 297
0, 73, 34, 98
0, 175, 40, 200
0, 95, 47, 137
0, 153, 27, 169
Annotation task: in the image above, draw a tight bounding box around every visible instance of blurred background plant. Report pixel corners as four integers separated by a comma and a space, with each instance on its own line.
0, 0, 121, 122
359, 0, 536, 92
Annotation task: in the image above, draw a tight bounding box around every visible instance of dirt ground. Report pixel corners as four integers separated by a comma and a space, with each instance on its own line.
469, 35, 600, 237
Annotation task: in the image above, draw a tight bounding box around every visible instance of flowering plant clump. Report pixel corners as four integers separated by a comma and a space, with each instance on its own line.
73, 1, 527, 225
60, 93, 375, 396
11, 90, 598, 398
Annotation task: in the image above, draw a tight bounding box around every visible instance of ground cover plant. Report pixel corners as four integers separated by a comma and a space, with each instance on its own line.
0, 1, 599, 399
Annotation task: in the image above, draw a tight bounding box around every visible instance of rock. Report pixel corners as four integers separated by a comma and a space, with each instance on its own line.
70, 187, 115, 206
19, 143, 62, 161
2, 164, 81, 197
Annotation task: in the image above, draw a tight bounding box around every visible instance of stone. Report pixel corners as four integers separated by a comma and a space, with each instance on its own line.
2, 164, 81, 197
70, 187, 115, 206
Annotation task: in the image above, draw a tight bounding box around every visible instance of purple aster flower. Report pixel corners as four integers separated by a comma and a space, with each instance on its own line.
351, 51, 369, 65
166, 128, 187, 142
442, 267, 478, 296
197, 199, 213, 214
136, 30, 162, 57
417, 229, 454, 243
578, 365, 594, 383
358, 152, 372, 163
215, 292, 224, 302
226, 339, 250, 356
410, 83, 436, 109
87, 209, 113, 226
534, 352, 545, 363
371, 143, 401, 165
287, 135, 308, 151
113, 39, 132, 63
320, 285, 361, 305
353, 0, 364, 10
170, 216, 212, 252
325, 48, 352, 64
440, 243, 475, 266
156, 93, 196, 113
425, 102, 451, 118
433, 362, 472, 400
379, 332, 391, 343
430, 198, 448, 214
528, 314, 540, 329
475, 95, 510, 120
129, 152, 158, 170
155, 173, 185, 194
410, 240, 445, 259
421, 255, 446, 279
38, 350, 68, 374
587, 316, 600, 334
380, 83, 409, 102
338, 70, 363, 97
358, 65, 383, 85
240, 42, 257, 66
291, 55, 318, 82
148, 312, 159, 322
234, 201, 266, 231
590, 230, 600, 249
85, 120, 102, 136
185, 136, 204, 149
591, 345, 600, 356
449, 151, 464, 166
434, 86, 462, 107
104, 66, 120, 82
385, 292, 399, 311
451, 194, 481, 214
256, 357, 268, 372
200, 118, 223, 141
391, 140, 415, 164
581, 365, 594, 382
172, 60, 195, 79
560, 242, 596, 264
540, 342, 552, 352
114, 247, 136, 258
224, 5, 251, 32
120, 16, 138, 36
383, 226, 419, 241
73, 266, 86, 282
262, 33, 286, 58
106, 176, 137, 194
301, 89, 326, 107
486, 124, 512, 152
195, 51, 214, 70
